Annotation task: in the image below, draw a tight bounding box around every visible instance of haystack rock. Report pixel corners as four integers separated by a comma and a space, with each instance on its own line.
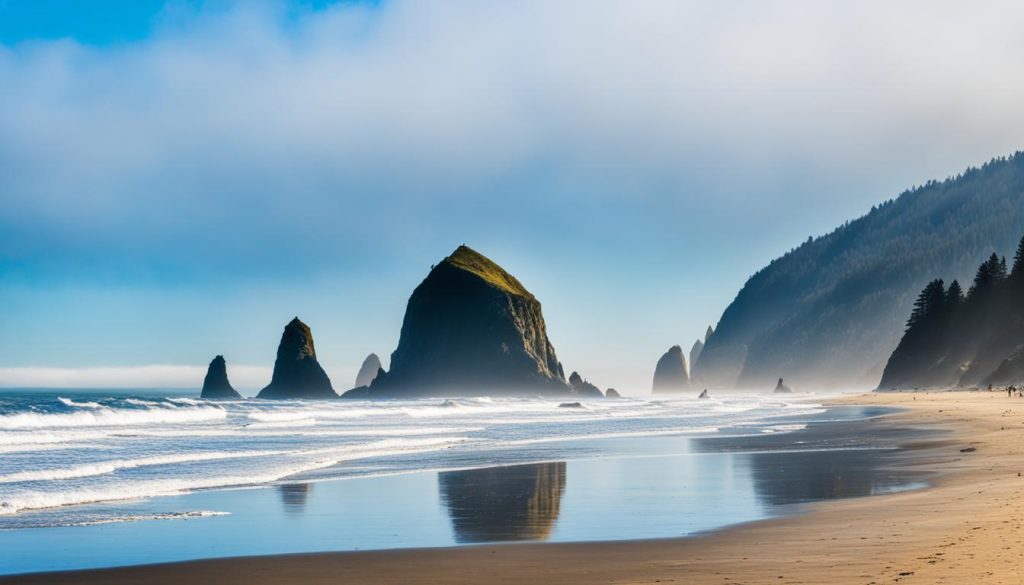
652, 345, 689, 393
349, 245, 569, 397
257, 317, 336, 399
605, 388, 621, 398
200, 355, 241, 399
773, 378, 793, 393
354, 353, 383, 388
568, 371, 604, 398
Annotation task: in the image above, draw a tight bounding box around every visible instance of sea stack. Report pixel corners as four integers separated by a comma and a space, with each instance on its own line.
568, 371, 604, 398
200, 355, 241, 399
773, 377, 793, 393
257, 317, 336, 399
689, 338, 704, 375
354, 353, 383, 388
652, 345, 689, 393
348, 245, 568, 397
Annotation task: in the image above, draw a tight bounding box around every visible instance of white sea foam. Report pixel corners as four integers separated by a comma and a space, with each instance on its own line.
0, 405, 226, 429
0, 450, 289, 483
0, 436, 468, 515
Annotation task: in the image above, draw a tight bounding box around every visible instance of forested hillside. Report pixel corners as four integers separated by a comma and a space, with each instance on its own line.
694, 153, 1024, 389
879, 240, 1024, 389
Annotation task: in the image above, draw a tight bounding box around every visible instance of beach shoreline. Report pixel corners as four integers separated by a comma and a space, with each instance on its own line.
6, 390, 1020, 584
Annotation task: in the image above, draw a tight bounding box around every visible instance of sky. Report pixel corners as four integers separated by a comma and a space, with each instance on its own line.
3, 0, 1024, 393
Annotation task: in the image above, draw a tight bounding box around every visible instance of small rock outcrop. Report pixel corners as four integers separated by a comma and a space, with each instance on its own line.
652, 345, 689, 393
705, 326, 715, 343
200, 355, 241, 399
698, 388, 709, 399
558, 402, 583, 408
257, 317, 337, 399
357, 245, 569, 397
354, 353, 383, 388
605, 388, 621, 398
568, 371, 604, 398
773, 378, 793, 393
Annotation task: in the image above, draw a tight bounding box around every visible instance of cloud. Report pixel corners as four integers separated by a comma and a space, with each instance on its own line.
0, 365, 273, 389
3, 0, 1024, 283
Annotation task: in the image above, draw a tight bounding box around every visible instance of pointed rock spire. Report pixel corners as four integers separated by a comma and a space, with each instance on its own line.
354, 353, 382, 388
258, 317, 336, 399
200, 355, 241, 399
652, 345, 689, 393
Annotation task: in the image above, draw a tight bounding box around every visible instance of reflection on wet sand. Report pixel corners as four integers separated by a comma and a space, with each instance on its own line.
744, 448, 919, 507
439, 461, 566, 543
278, 483, 311, 514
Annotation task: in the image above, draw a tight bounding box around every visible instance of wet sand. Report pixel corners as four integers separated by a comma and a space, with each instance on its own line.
7, 391, 1024, 584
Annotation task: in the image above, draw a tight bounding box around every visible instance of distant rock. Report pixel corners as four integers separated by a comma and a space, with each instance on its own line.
773, 378, 793, 393
354, 353, 383, 388
257, 317, 337, 399
605, 388, 621, 398
698, 388, 709, 399
689, 338, 704, 377
652, 345, 689, 393
567, 371, 604, 398
705, 326, 714, 344
359, 245, 569, 397
200, 355, 241, 400
558, 402, 583, 408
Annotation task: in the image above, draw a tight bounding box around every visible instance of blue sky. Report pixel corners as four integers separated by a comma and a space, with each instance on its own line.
3, 1, 1024, 392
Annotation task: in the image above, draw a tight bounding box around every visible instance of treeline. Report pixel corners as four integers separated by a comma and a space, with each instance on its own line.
878, 236, 1024, 389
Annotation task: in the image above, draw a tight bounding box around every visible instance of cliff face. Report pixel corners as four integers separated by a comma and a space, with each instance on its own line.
258, 317, 336, 399
652, 345, 689, 393
354, 353, 382, 388
200, 355, 241, 399
695, 153, 1024, 390
356, 246, 568, 397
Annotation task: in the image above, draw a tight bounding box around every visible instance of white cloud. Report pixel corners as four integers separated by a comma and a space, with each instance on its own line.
0, 365, 272, 389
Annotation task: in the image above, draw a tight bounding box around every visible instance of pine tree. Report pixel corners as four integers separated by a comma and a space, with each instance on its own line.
947, 280, 964, 306
970, 253, 1004, 296
1013, 235, 1024, 277
906, 279, 946, 331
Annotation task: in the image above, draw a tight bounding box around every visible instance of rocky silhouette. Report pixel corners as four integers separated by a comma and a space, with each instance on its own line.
773, 378, 793, 393
605, 388, 621, 398
568, 371, 604, 398
348, 245, 569, 397
698, 388, 709, 399
257, 317, 336, 399
689, 338, 704, 377
354, 353, 382, 388
200, 355, 241, 399
652, 345, 689, 393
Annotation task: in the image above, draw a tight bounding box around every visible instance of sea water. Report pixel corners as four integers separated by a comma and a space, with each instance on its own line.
0, 389, 930, 575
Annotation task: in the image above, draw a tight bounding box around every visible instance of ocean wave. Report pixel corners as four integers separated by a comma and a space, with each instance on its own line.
0, 436, 467, 515
0, 404, 226, 430
57, 397, 104, 409
0, 450, 289, 483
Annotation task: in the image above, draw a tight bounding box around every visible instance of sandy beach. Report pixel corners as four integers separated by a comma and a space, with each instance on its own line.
7, 390, 1024, 585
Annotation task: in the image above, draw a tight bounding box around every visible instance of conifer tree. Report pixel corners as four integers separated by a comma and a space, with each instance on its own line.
1013, 235, 1024, 277
906, 279, 946, 331
947, 279, 964, 306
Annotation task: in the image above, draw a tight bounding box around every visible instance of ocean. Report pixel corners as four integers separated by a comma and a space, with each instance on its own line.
0, 389, 930, 575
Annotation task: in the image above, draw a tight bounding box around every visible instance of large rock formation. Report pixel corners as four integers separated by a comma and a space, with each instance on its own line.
200, 355, 241, 399
257, 317, 336, 399
652, 345, 689, 393
568, 371, 604, 398
349, 245, 569, 397
354, 353, 382, 388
